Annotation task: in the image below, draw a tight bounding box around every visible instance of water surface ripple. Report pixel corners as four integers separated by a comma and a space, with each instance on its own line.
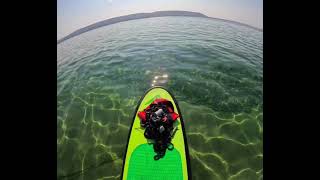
57, 16, 263, 180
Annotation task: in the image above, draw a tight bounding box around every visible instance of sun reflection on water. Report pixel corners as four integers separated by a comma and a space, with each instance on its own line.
151, 73, 169, 87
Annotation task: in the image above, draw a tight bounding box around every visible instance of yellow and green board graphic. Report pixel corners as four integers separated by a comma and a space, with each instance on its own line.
121, 87, 191, 180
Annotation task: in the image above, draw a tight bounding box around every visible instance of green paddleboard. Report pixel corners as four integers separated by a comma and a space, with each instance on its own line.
120, 87, 191, 180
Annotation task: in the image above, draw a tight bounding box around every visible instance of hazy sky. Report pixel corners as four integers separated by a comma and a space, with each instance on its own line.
57, 0, 263, 39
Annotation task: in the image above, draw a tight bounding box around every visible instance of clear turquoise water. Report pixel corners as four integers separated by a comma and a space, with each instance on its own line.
57, 16, 263, 180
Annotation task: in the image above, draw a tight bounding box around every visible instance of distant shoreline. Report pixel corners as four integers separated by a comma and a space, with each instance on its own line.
58, 10, 262, 44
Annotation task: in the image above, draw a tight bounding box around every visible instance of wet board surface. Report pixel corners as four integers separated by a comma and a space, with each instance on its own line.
121, 87, 191, 180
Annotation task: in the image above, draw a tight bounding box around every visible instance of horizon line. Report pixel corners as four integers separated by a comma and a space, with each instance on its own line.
58, 10, 262, 44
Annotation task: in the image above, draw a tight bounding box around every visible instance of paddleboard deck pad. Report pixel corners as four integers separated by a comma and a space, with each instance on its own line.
120, 87, 191, 180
